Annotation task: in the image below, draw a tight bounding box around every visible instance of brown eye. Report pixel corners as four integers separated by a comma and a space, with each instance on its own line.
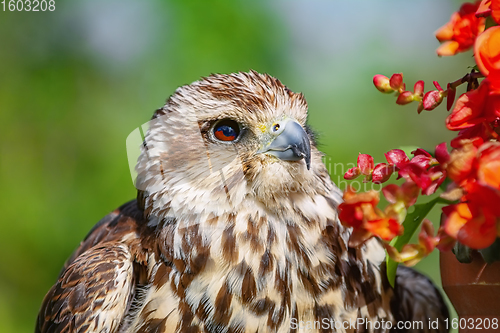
213, 119, 240, 142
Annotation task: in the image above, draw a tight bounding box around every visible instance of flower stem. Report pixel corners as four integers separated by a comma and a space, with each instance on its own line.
449, 71, 485, 90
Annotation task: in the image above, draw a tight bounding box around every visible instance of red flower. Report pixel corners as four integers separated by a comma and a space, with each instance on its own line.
344, 167, 360, 180
358, 154, 374, 175
339, 187, 379, 229
442, 183, 500, 249
447, 83, 457, 111
435, 1, 486, 56
477, 141, 500, 189
344, 153, 376, 182
372, 163, 394, 184
339, 187, 402, 247
373, 74, 394, 94
446, 78, 500, 130
450, 123, 492, 148
436, 141, 451, 164
389, 73, 405, 91
422, 81, 446, 111
402, 164, 447, 196
447, 141, 478, 186
476, 0, 492, 17
382, 182, 420, 208
442, 141, 500, 249
392, 144, 449, 196
476, 0, 500, 24
447, 140, 500, 189
396, 91, 414, 106
475, 26, 500, 76
385, 149, 410, 168
396, 80, 425, 107
492, 0, 500, 22
407, 148, 435, 169
384, 220, 440, 266
365, 218, 401, 242
385, 149, 416, 181
475, 26, 500, 93
373, 73, 406, 94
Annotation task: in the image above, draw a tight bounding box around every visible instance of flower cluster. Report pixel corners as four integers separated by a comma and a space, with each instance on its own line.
443, 141, 500, 249
435, 1, 485, 56
338, 187, 402, 247
341, 0, 500, 268
340, 145, 454, 265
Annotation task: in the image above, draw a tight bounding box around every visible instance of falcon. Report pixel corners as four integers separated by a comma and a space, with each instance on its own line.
36, 71, 449, 333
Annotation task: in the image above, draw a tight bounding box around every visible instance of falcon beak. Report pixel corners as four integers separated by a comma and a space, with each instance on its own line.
257, 120, 311, 170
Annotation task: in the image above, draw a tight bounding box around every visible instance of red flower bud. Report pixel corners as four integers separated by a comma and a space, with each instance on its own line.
385, 149, 410, 167
446, 83, 456, 111
422, 90, 444, 110
410, 148, 434, 169
413, 80, 424, 96
396, 91, 414, 105
344, 167, 361, 180
419, 219, 438, 254
435, 142, 450, 165
433, 81, 444, 91
412, 148, 432, 157
372, 163, 394, 184
417, 102, 424, 114
357, 154, 374, 175
389, 73, 404, 91
373, 75, 394, 93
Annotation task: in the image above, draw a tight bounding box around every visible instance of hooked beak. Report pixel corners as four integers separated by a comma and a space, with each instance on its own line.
257, 120, 311, 170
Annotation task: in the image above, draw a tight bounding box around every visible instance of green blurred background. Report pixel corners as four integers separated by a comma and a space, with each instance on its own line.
0, 0, 472, 331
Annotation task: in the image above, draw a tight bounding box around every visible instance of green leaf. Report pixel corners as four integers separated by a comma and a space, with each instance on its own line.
479, 238, 500, 263
386, 197, 452, 286
468, 64, 480, 72
453, 242, 472, 263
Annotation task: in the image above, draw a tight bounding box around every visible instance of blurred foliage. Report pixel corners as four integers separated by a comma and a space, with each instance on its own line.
0, 0, 471, 331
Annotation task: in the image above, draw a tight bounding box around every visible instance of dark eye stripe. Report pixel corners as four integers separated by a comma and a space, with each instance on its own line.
213, 119, 240, 142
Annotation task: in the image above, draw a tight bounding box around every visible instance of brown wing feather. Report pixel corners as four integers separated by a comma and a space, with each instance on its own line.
61, 199, 146, 274
36, 199, 150, 333
36, 243, 134, 333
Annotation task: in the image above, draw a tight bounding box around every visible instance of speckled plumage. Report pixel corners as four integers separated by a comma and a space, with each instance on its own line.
36, 71, 448, 333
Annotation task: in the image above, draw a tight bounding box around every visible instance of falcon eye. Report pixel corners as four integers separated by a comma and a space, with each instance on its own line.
272, 124, 280, 132
213, 119, 240, 142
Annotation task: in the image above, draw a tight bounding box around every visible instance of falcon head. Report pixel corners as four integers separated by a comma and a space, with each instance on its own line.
135, 71, 336, 218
